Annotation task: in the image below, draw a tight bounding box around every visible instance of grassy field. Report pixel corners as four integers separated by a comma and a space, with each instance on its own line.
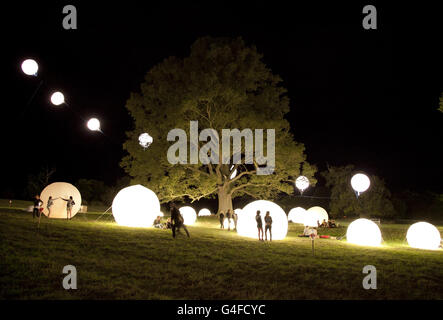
1, 209, 442, 300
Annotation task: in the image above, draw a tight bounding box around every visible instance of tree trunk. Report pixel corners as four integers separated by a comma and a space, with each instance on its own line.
217, 184, 233, 214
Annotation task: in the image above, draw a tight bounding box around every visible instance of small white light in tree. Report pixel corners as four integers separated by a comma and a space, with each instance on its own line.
87, 118, 101, 131
198, 208, 211, 216
179, 206, 197, 225
351, 173, 370, 195
138, 132, 153, 149
295, 176, 310, 193
21, 59, 39, 76
50, 92, 65, 106
346, 218, 382, 247
406, 222, 441, 250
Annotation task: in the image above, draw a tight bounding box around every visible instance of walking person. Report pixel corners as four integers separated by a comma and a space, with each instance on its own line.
170, 203, 190, 238
219, 211, 225, 229
61, 196, 75, 220
256, 210, 263, 241
264, 211, 273, 241
32, 195, 42, 219
226, 209, 232, 231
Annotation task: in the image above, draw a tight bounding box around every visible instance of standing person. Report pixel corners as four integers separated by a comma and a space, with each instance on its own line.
170, 203, 190, 238
264, 211, 273, 241
233, 211, 238, 231
46, 196, 57, 218
32, 195, 42, 219
256, 210, 263, 241
219, 211, 225, 229
61, 196, 75, 220
226, 209, 232, 231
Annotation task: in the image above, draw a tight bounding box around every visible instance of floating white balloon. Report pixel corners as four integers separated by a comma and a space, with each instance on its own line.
346, 218, 382, 247
295, 176, 310, 193
138, 132, 153, 149
50, 91, 65, 106
21, 59, 39, 76
179, 206, 197, 225
87, 118, 101, 131
406, 222, 441, 250
112, 185, 161, 228
351, 173, 370, 194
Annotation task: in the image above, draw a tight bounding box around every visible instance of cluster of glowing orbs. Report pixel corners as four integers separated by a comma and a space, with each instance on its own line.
295, 175, 310, 192
198, 208, 211, 216
40, 182, 82, 219
237, 200, 288, 240
50, 91, 65, 106
351, 173, 370, 193
21, 59, 39, 76
406, 222, 441, 250
346, 218, 382, 247
112, 185, 160, 227
87, 118, 101, 131
138, 133, 153, 149
287, 207, 306, 224
179, 206, 197, 225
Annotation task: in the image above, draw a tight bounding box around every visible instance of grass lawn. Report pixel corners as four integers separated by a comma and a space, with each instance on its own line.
1, 210, 442, 300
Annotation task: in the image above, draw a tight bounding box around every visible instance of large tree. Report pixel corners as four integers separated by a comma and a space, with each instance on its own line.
322, 165, 396, 219
121, 37, 315, 213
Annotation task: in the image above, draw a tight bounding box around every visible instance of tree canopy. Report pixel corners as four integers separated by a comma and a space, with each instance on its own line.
121, 37, 315, 212
322, 165, 396, 218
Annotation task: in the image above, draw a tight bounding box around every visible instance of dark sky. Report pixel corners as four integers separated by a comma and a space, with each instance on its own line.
3, 1, 443, 198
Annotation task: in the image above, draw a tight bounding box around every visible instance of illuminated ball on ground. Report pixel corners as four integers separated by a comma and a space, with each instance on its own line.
21, 59, 38, 75
50, 92, 65, 106
237, 200, 288, 240
198, 208, 211, 216
351, 173, 370, 193
87, 118, 101, 131
179, 206, 197, 225
346, 218, 382, 247
288, 207, 306, 224
306, 206, 329, 226
406, 222, 441, 250
112, 185, 160, 227
40, 182, 82, 219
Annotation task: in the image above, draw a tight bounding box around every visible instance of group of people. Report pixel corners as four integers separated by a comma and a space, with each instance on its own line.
218, 209, 238, 231
255, 210, 273, 241
317, 219, 337, 228
32, 194, 75, 220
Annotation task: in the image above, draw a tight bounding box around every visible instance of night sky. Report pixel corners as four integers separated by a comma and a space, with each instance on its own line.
3, 1, 443, 198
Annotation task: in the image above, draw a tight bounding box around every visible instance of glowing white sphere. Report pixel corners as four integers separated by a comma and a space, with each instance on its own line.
139, 132, 153, 148
237, 200, 288, 240
112, 185, 160, 227
406, 222, 441, 250
21, 59, 38, 75
179, 206, 197, 225
40, 182, 82, 219
198, 208, 211, 216
230, 169, 237, 179
295, 176, 310, 192
288, 207, 306, 224
351, 173, 370, 193
50, 92, 65, 106
346, 218, 382, 247
306, 206, 329, 226
87, 118, 101, 131
234, 208, 242, 215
